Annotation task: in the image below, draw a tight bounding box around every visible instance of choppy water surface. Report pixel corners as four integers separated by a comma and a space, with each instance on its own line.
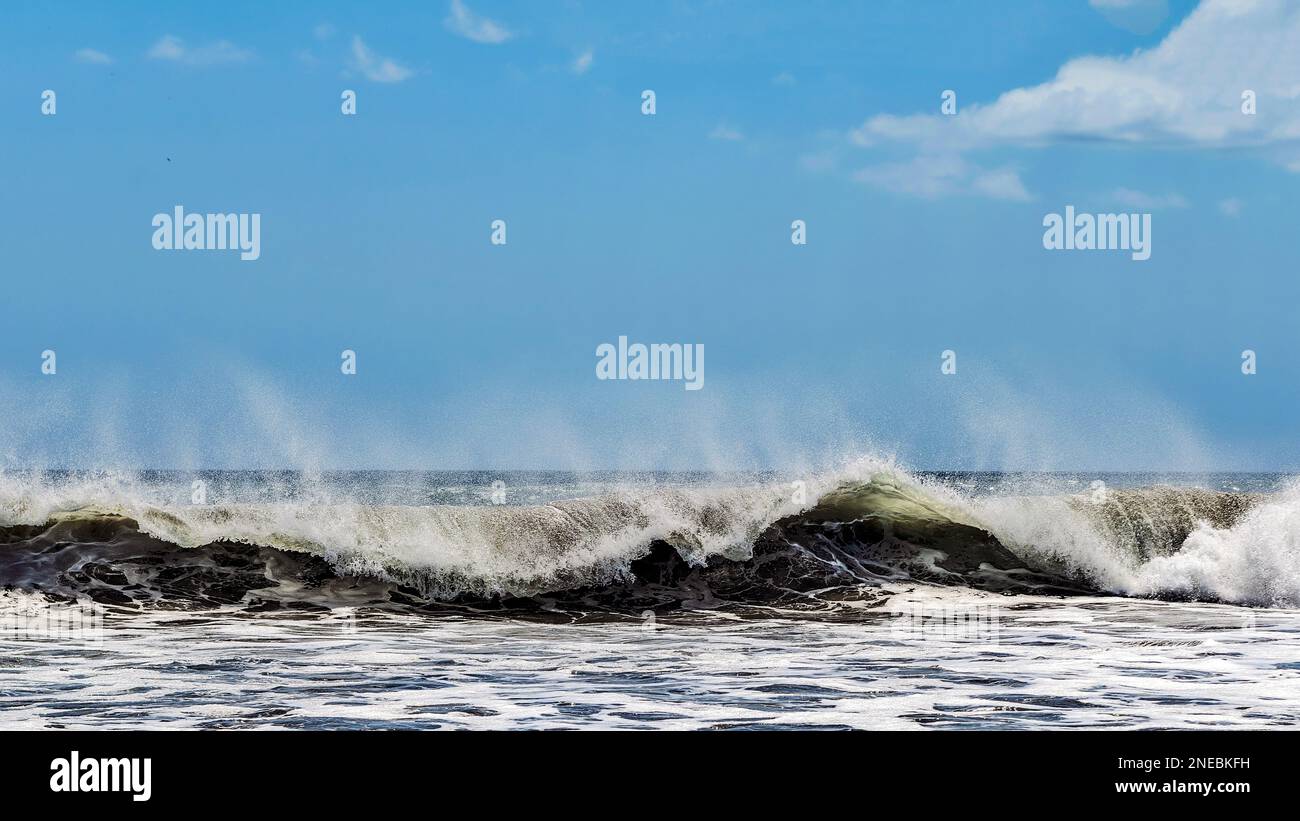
2, 590, 1297, 730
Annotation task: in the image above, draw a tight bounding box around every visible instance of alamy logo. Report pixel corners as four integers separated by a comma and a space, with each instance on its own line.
151, 206, 261, 260
50, 751, 151, 802
1042, 205, 1150, 261
596, 336, 703, 391
889, 601, 1001, 643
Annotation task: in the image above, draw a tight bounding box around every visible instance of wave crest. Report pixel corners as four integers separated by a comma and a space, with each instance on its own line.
0, 464, 1295, 612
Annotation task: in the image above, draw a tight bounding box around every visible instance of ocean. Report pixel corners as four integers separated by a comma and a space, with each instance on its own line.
1, 462, 1298, 729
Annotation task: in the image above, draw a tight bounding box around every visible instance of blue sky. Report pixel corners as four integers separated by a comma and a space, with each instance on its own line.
1, 0, 1297, 471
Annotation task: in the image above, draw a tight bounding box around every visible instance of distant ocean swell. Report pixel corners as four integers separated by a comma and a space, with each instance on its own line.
1, 464, 1297, 615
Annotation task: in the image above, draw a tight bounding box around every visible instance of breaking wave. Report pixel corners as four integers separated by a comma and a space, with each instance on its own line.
1, 461, 1297, 615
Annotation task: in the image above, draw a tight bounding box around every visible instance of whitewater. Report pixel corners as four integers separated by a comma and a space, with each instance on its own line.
2, 460, 1298, 728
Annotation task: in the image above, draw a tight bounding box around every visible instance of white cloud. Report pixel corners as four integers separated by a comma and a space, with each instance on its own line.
313, 23, 337, 41
148, 35, 186, 61
854, 155, 1032, 201
972, 167, 1034, 202
852, 0, 1300, 153
147, 35, 253, 66
772, 71, 796, 87
708, 124, 744, 142
845, 0, 1300, 199
1218, 197, 1244, 216
349, 36, 413, 83
1111, 188, 1189, 208
1090, 0, 1171, 34
74, 48, 113, 65
444, 0, 514, 45
571, 49, 594, 75
854, 156, 963, 198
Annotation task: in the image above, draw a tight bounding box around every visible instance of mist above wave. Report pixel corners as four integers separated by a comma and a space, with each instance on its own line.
0, 461, 1296, 610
